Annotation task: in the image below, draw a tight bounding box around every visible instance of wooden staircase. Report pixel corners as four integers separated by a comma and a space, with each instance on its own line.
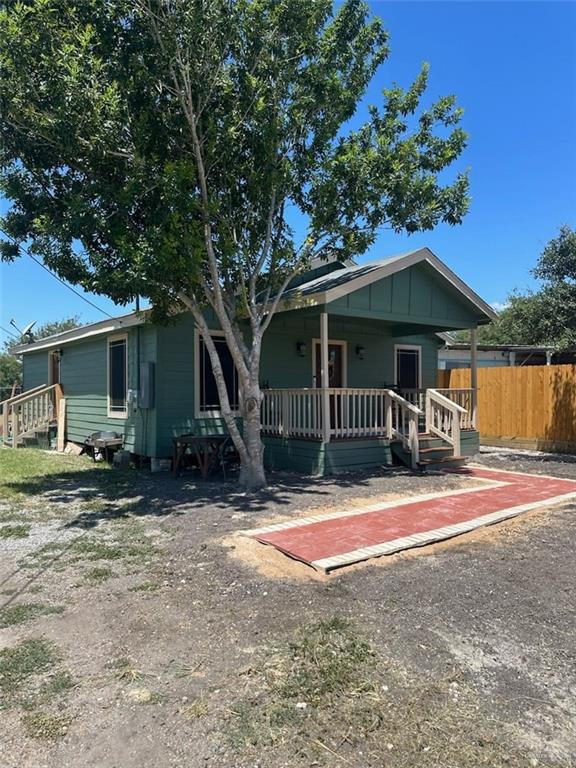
391, 388, 472, 470
0, 384, 63, 449
391, 432, 467, 470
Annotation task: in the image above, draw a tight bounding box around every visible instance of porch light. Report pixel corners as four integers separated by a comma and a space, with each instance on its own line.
356, 345, 365, 360
296, 341, 307, 357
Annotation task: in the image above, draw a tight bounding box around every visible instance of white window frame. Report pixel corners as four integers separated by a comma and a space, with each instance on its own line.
311, 338, 348, 387
394, 344, 422, 389
107, 333, 128, 419
194, 329, 240, 418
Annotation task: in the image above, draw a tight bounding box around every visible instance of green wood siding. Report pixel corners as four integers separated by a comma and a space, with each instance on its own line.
56, 326, 157, 455
328, 262, 482, 329
262, 312, 440, 390
22, 351, 48, 390
154, 314, 196, 456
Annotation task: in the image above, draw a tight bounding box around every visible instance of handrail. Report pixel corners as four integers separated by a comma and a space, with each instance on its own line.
425, 389, 463, 455
384, 389, 423, 416
2, 383, 62, 447
427, 388, 468, 414
0, 384, 46, 410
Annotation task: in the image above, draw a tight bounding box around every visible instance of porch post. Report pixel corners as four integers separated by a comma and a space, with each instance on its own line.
470, 327, 478, 429
320, 311, 331, 443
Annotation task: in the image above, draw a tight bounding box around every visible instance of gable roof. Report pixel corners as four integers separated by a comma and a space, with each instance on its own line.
277, 247, 497, 322
11, 247, 496, 355
10, 310, 147, 354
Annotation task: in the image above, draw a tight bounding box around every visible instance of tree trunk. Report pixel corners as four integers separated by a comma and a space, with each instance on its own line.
238, 382, 266, 490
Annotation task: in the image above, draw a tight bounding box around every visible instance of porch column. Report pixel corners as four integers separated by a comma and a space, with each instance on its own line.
320, 311, 331, 443
470, 327, 478, 429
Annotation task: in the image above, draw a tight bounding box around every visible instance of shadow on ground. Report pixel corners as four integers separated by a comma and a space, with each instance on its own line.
4, 461, 423, 530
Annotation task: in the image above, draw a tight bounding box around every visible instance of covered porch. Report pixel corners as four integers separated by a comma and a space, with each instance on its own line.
260, 311, 479, 470
258, 248, 491, 474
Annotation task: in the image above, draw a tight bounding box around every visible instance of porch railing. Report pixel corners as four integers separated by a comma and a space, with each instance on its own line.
402, 387, 474, 430
425, 388, 468, 457
261, 387, 423, 468
1, 384, 62, 447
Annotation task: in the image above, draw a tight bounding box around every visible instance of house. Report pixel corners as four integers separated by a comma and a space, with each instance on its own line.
438, 334, 576, 369
5, 247, 496, 474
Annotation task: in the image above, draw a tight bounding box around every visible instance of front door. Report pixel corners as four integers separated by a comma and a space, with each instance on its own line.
395, 346, 421, 390
314, 343, 344, 388
49, 352, 61, 385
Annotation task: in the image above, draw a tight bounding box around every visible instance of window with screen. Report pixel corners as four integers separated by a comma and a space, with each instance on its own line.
108, 337, 127, 416
198, 334, 239, 414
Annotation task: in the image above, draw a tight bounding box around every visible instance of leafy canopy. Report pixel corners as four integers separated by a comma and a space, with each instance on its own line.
0, 0, 470, 321
455, 225, 576, 350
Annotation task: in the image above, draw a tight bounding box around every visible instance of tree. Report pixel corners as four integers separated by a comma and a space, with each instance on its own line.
0, 316, 81, 399
0, 0, 470, 488
452, 225, 576, 349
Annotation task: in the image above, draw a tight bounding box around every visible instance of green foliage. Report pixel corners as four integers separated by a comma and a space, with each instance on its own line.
0, 351, 21, 393
0, 0, 470, 486
473, 225, 576, 350
0, 0, 469, 312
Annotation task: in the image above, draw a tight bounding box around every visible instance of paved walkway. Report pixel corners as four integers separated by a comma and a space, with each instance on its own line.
245, 467, 576, 572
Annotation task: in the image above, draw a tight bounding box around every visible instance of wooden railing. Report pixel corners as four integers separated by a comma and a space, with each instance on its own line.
1, 384, 62, 447
435, 388, 474, 429
425, 388, 468, 457
261, 387, 423, 468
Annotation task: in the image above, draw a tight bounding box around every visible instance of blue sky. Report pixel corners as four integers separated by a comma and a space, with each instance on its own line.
1, 0, 575, 342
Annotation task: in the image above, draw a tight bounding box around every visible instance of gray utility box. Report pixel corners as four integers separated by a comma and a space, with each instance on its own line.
139, 362, 155, 409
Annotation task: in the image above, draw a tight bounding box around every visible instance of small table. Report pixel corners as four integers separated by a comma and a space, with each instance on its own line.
172, 433, 230, 480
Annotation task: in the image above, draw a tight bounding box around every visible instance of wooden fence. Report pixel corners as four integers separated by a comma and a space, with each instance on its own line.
438, 364, 576, 451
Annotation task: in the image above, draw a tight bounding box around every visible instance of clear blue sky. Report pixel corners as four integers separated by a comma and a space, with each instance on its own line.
1, 0, 575, 342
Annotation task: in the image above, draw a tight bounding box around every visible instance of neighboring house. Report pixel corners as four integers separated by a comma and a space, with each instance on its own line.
438, 333, 576, 369
7, 248, 496, 474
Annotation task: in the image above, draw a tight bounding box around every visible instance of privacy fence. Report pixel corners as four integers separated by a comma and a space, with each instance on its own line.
438, 364, 576, 452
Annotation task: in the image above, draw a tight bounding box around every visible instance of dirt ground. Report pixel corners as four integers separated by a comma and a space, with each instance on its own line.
1, 447, 575, 768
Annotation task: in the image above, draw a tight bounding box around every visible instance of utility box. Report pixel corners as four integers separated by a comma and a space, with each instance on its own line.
139, 362, 155, 409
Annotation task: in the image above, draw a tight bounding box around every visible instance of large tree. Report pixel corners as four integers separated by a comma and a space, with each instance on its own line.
453, 225, 576, 349
0, 0, 470, 488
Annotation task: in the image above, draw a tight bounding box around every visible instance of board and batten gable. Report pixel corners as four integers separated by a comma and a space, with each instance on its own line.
327, 261, 484, 328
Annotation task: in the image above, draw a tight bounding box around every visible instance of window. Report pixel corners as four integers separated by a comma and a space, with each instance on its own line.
108, 336, 127, 417
197, 332, 239, 415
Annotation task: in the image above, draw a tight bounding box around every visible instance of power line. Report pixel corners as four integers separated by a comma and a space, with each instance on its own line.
0, 325, 19, 340
0, 232, 116, 320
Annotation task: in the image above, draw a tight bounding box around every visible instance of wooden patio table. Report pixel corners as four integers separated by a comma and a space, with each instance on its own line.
172, 433, 229, 480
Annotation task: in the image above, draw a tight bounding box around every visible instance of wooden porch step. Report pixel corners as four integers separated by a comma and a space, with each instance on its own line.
418, 455, 468, 470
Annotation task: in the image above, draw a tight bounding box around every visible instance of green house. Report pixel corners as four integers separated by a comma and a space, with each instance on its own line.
8, 248, 495, 474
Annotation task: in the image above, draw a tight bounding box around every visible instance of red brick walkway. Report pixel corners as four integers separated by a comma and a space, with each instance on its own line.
247, 467, 576, 572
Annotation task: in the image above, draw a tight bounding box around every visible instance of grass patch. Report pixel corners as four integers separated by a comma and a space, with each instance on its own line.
21, 711, 72, 740
181, 698, 208, 719
83, 566, 114, 583
227, 617, 548, 767
0, 523, 30, 539
109, 656, 145, 683
0, 602, 64, 628
0, 449, 108, 501
128, 580, 160, 593
0, 638, 60, 702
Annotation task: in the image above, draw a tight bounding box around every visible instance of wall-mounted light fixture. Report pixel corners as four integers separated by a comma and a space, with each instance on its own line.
356, 345, 365, 360
296, 341, 307, 357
